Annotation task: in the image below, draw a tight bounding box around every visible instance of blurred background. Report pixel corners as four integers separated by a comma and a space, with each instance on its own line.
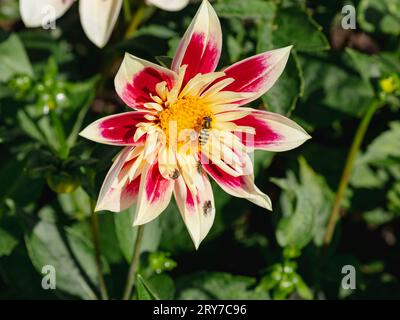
0, 0, 399, 299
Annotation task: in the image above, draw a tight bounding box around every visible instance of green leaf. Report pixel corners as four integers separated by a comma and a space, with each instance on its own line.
273, 157, 334, 248
358, 0, 400, 35
158, 201, 194, 253
133, 25, 178, 39
0, 228, 18, 256
17, 110, 47, 144
155, 56, 173, 68
0, 34, 33, 82
361, 122, 400, 164
114, 206, 161, 262
352, 122, 400, 192
295, 274, 313, 300
136, 274, 155, 300
299, 53, 375, 117
66, 223, 110, 283
276, 193, 315, 249
363, 208, 395, 226
256, 5, 313, 115
215, 0, 276, 19
256, 274, 279, 292
346, 49, 400, 81
136, 274, 174, 300
261, 51, 304, 115
388, 182, 400, 214
0, 0, 19, 22
25, 218, 97, 299
253, 150, 274, 176
177, 272, 270, 300
271, 6, 329, 52
142, 274, 175, 300
351, 163, 388, 189
58, 187, 91, 220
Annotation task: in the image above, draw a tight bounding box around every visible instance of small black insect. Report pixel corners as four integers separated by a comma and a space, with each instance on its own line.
171, 169, 180, 180
202, 200, 212, 216
202, 116, 212, 129
199, 116, 212, 146
196, 161, 202, 173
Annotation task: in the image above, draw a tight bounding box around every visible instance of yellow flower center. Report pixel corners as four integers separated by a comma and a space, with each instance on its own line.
159, 96, 212, 143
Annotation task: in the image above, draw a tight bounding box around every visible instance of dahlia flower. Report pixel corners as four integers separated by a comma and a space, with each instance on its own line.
19, 0, 189, 48
80, 0, 311, 248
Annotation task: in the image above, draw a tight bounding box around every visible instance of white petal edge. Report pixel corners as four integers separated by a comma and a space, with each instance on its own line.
171, 0, 222, 74
114, 52, 177, 107
20, 0, 75, 27
79, 0, 123, 48
133, 161, 174, 226
146, 0, 189, 11
174, 174, 215, 249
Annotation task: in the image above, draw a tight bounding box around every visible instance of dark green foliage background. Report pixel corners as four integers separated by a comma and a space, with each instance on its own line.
0, 0, 399, 299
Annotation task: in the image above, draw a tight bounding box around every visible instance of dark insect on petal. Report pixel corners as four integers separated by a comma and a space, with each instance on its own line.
203, 200, 212, 216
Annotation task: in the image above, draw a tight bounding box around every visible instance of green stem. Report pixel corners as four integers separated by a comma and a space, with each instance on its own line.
323, 99, 381, 246
123, 0, 132, 23
124, 4, 155, 39
122, 225, 145, 300
90, 200, 109, 300
50, 110, 69, 159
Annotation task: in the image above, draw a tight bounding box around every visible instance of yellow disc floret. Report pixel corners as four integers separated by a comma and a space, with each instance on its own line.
159, 96, 213, 144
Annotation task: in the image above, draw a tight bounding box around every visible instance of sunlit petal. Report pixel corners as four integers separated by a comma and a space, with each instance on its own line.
79, 0, 123, 48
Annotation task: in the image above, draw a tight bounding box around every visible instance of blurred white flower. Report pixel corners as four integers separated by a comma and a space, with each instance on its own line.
19, 0, 189, 48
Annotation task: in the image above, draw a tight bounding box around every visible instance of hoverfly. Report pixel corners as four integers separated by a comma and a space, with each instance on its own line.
199, 116, 212, 146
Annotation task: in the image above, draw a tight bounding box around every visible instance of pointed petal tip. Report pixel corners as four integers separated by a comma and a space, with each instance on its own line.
78, 124, 100, 143
148, 0, 189, 11
79, 0, 122, 48
78, 128, 89, 139
95, 200, 119, 213
133, 215, 153, 227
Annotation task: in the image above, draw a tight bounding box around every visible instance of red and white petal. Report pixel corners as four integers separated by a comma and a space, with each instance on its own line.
203, 162, 272, 210
174, 174, 215, 249
146, 0, 189, 11
176, 152, 199, 193
95, 147, 141, 212
115, 53, 177, 110
200, 132, 252, 177
221, 46, 292, 105
79, 112, 148, 146
158, 145, 178, 180
20, 0, 75, 27
79, 0, 122, 48
133, 160, 174, 225
171, 0, 222, 84
233, 109, 311, 152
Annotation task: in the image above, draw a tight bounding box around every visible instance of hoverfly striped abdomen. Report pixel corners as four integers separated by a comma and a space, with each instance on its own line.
199, 116, 212, 146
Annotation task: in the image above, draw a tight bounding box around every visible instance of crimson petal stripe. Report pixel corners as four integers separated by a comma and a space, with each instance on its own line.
171, 0, 222, 85
220, 46, 292, 105
233, 109, 311, 152
79, 111, 148, 146
115, 53, 177, 110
